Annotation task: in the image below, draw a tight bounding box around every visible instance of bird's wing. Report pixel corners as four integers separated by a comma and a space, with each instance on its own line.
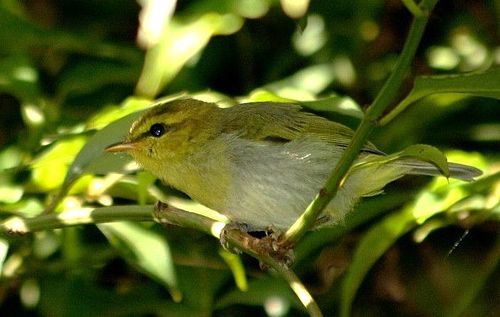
220, 102, 383, 154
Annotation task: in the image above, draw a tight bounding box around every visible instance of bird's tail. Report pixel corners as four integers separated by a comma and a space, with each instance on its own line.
401, 159, 482, 181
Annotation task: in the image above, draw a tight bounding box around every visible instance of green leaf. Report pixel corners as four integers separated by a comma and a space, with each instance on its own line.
137, 171, 157, 205
218, 248, 248, 291
340, 208, 416, 317
0, 6, 141, 62
216, 276, 300, 312
445, 237, 500, 317
42, 98, 151, 213
44, 95, 188, 213
67, 95, 187, 181
98, 222, 181, 301
411, 67, 500, 100
382, 67, 500, 124
38, 272, 195, 317
64, 110, 144, 184
57, 61, 141, 100
64, 98, 155, 185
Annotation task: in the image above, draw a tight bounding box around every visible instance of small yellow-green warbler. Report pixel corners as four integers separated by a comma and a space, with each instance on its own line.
106, 98, 481, 230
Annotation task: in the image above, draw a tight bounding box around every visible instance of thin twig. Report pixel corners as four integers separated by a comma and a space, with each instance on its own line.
1, 205, 153, 235
283, 0, 439, 245
402, 0, 425, 17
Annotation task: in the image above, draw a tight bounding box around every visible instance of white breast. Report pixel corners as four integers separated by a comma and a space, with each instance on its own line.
215, 134, 410, 230
220, 135, 337, 229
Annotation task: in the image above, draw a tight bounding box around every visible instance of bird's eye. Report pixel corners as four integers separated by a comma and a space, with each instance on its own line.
149, 123, 166, 137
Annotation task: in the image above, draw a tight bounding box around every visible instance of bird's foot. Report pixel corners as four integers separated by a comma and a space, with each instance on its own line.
219, 222, 249, 254
259, 226, 295, 269
220, 223, 295, 269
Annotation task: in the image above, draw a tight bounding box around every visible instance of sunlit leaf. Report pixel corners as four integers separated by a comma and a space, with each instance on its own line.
0, 182, 23, 204
244, 89, 294, 103
0, 238, 9, 275
63, 111, 142, 186
86, 97, 153, 130
0, 55, 40, 103
265, 63, 338, 98
182, 0, 269, 19
0, 146, 22, 170
43, 98, 156, 213
136, 13, 244, 97
280, 0, 310, 19
299, 95, 364, 119
136, 0, 176, 48
244, 90, 364, 119
0, 197, 44, 217
51, 92, 212, 207
218, 248, 248, 291
74, 95, 184, 179
137, 171, 156, 205
98, 222, 181, 301
31, 136, 87, 191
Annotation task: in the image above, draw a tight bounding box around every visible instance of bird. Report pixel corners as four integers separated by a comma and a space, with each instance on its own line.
106, 98, 482, 231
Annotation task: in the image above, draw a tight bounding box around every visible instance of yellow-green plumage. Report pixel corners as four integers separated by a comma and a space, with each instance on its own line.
109, 98, 481, 230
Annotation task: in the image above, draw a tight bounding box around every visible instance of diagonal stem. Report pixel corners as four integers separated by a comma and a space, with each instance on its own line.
283, 0, 439, 244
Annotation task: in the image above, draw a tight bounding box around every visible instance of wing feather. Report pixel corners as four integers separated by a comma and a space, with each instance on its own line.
220, 102, 382, 154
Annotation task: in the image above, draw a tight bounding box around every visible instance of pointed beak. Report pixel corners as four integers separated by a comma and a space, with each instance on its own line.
105, 141, 138, 153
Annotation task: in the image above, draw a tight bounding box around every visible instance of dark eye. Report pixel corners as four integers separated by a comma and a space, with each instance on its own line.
149, 123, 166, 137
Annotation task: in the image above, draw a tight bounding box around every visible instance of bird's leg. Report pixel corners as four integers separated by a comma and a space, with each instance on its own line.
152, 201, 172, 225
220, 223, 295, 269
260, 226, 295, 268
219, 222, 249, 254
153, 202, 295, 268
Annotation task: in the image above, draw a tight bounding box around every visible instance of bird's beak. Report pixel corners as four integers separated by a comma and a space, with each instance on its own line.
105, 141, 137, 153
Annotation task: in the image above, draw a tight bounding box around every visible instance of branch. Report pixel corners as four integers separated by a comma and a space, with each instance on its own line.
1, 205, 153, 235
283, 0, 439, 244
153, 202, 323, 317
2, 203, 323, 316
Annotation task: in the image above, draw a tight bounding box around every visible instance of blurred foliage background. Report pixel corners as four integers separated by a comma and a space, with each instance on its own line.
0, 0, 499, 316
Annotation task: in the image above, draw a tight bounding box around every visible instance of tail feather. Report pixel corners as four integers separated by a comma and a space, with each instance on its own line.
402, 159, 482, 181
